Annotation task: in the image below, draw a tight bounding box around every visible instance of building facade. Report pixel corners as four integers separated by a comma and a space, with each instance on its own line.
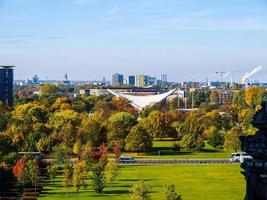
111, 73, 123, 86
0, 66, 14, 107
128, 75, 135, 86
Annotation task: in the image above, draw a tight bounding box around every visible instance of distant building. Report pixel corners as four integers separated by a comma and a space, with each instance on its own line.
111, 73, 123, 86
128, 75, 135, 86
0, 66, 14, 107
90, 88, 109, 96
135, 74, 146, 87
161, 74, 167, 83
219, 91, 234, 105
147, 76, 156, 85
63, 73, 70, 84
32, 74, 39, 84
80, 89, 90, 96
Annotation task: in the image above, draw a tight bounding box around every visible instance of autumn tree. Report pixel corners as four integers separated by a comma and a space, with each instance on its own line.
140, 111, 165, 138
224, 127, 242, 152
72, 160, 88, 192
105, 161, 119, 184
112, 97, 137, 114
113, 140, 122, 160
245, 86, 266, 111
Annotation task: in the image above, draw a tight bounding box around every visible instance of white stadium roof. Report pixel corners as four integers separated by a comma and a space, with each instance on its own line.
107, 88, 176, 111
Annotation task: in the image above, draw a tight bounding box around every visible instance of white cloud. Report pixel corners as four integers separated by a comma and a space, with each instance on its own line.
105, 6, 120, 16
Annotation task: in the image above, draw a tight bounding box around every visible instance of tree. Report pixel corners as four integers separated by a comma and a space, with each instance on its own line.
47, 162, 58, 185
125, 124, 153, 152
245, 86, 266, 111
224, 127, 242, 152
209, 90, 219, 105
140, 111, 165, 138
91, 162, 105, 193
72, 161, 88, 192
112, 97, 137, 114
232, 90, 246, 109
130, 181, 151, 200
105, 112, 137, 149
63, 161, 73, 195
180, 133, 204, 150
164, 184, 182, 200
113, 140, 122, 160
77, 113, 105, 147
207, 131, 224, 148
40, 84, 61, 105
105, 161, 119, 184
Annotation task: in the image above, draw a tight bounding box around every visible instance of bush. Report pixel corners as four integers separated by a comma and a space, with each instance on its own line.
180, 134, 204, 150
164, 184, 182, 200
130, 181, 151, 200
172, 142, 181, 151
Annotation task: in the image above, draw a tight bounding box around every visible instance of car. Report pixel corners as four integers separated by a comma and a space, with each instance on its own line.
229, 152, 252, 163
118, 156, 136, 163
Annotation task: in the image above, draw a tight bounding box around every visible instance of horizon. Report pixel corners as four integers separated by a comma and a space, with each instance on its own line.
0, 0, 267, 82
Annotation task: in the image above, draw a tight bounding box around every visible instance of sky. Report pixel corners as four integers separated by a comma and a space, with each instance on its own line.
0, 0, 267, 82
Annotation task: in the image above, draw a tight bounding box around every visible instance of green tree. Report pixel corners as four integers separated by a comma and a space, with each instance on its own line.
91, 162, 105, 193
164, 184, 182, 200
130, 181, 151, 200
105, 161, 119, 184
207, 131, 224, 148
125, 124, 153, 152
40, 84, 61, 105
180, 133, 204, 150
105, 112, 137, 149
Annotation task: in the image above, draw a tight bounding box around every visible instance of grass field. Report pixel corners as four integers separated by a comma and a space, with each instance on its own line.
113, 141, 230, 159
39, 164, 245, 200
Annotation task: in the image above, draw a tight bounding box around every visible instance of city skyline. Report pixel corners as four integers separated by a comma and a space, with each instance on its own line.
0, 0, 267, 82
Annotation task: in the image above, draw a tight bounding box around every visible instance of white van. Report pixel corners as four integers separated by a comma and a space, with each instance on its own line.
118, 156, 136, 163
229, 152, 252, 163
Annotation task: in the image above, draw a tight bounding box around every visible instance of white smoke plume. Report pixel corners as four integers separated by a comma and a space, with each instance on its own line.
241, 65, 264, 84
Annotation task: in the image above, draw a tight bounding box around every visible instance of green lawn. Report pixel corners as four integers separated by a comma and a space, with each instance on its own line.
111, 141, 230, 159
39, 164, 245, 200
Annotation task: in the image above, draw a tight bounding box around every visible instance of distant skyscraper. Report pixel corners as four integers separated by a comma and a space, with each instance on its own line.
63, 73, 70, 84
111, 73, 123, 86
32, 74, 39, 84
161, 74, 167, 83
128, 75, 135, 86
0, 66, 14, 107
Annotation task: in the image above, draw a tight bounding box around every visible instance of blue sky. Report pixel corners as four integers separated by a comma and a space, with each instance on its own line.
0, 0, 267, 82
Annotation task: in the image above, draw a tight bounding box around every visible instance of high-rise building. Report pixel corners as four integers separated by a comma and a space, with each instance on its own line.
135, 74, 146, 87
128, 75, 135, 86
0, 66, 14, 107
135, 74, 157, 87
111, 73, 123, 86
161, 74, 168, 83
32, 74, 39, 84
